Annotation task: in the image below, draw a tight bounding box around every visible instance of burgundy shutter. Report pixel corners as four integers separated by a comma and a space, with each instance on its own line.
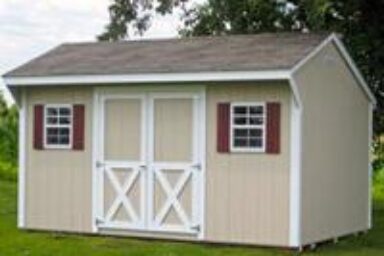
266, 102, 281, 154
73, 104, 85, 150
33, 105, 44, 150
217, 103, 230, 153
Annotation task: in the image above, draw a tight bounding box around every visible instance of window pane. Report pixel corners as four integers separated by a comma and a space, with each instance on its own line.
234, 129, 248, 137
59, 117, 71, 124
59, 107, 71, 115
47, 128, 59, 135
59, 128, 70, 135
234, 138, 247, 147
249, 138, 262, 147
249, 117, 263, 125
47, 136, 59, 144
59, 136, 69, 144
47, 117, 58, 124
250, 106, 263, 114
234, 106, 247, 114
250, 129, 262, 137
47, 108, 58, 116
234, 117, 247, 125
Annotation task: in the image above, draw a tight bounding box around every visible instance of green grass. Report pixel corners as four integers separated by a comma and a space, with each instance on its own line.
0, 179, 383, 255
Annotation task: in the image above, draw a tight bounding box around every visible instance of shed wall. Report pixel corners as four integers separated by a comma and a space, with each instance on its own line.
25, 86, 93, 232
23, 83, 291, 245
293, 42, 370, 245
205, 83, 291, 246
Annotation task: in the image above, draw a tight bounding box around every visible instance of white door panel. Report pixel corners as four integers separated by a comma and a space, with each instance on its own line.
94, 90, 204, 236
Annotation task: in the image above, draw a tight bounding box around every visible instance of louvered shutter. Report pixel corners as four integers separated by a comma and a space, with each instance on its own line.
33, 105, 44, 150
266, 102, 281, 154
72, 104, 85, 150
217, 103, 230, 153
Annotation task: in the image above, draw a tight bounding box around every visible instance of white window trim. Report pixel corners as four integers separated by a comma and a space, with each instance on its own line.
43, 104, 73, 149
230, 102, 266, 153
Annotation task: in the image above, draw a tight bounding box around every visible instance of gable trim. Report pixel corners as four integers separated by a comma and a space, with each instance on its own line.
292, 33, 376, 105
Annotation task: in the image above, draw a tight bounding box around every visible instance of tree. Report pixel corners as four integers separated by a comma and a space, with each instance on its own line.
98, 0, 383, 146
0, 92, 18, 167
97, 0, 190, 41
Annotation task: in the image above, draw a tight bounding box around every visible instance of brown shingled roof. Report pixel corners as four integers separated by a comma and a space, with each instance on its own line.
4, 33, 329, 77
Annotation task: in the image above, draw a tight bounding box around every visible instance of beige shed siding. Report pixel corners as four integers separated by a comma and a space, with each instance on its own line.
205, 83, 291, 246
25, 86, 93, 232
23, 83, 291, 245
294, 42, 370, 245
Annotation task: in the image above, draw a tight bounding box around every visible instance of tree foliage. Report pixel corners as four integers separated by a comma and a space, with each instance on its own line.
98, 0, 189, 41
0, 92, 18, 180
98, 0, 383, 143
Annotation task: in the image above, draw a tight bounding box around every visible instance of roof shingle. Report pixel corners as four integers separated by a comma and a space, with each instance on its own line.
4, 33, 329, 77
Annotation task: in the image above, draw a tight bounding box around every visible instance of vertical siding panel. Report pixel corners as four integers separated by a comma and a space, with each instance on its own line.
206, 83, 291, 246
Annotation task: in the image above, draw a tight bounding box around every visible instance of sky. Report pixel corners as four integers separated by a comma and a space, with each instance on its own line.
0, 0, 198, 104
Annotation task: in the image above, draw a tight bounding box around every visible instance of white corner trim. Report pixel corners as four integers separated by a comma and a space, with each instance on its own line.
4, 70, 291, 86
289, 84, 303, 247
368, 103, 373, 229
18, 88, 27, 228
199, 87, 206, 240
91, 89, 99, 233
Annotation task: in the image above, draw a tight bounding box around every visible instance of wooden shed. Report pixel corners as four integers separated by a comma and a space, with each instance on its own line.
3, 33, 375, 249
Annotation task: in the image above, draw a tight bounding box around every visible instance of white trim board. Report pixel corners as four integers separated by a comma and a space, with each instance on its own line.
368, 103, 373, 229
4, 70, 290, 86
288, 85, 302, 247
17, 89, 27, 228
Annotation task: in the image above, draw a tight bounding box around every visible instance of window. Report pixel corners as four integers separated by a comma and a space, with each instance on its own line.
230, 103, 266, 152
44, 105, 72, 148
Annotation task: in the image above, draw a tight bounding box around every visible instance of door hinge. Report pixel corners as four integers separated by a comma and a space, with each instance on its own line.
191, 163, 202, 170
96, 161, 105, 168
95, 217, 104, 225
190, 224, 201, 232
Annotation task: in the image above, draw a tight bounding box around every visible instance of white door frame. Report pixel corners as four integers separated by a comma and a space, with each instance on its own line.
92, 86, 206, 239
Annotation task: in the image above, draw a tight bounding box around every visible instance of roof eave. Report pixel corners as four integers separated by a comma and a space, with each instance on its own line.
3, 70, 292, 86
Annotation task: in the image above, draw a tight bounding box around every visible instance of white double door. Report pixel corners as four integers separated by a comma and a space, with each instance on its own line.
94, 90, 204, 235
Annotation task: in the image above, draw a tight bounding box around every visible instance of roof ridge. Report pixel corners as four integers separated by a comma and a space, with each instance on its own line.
61, 32, 331, 47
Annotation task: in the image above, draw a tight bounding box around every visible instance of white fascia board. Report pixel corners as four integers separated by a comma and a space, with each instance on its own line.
3, 70, 291, 86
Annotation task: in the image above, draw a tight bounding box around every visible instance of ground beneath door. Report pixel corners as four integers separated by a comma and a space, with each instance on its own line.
0, 179, 383, 255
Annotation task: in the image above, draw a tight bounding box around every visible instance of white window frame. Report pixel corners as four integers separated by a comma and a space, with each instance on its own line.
43, 104, 73, 149
230, 102, 266, 153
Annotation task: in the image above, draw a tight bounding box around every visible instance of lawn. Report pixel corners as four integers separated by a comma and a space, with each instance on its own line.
0, 179, 383, 255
